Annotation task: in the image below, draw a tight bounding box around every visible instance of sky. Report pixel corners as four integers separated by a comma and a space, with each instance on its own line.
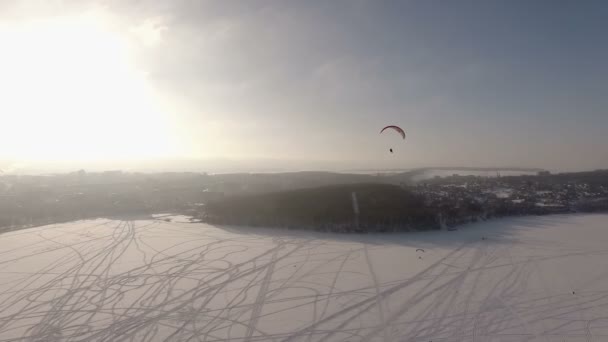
1, 0, 607, 173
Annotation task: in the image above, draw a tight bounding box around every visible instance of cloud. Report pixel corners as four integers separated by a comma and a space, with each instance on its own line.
2, 1, 607, 169
129, 16, 167, 47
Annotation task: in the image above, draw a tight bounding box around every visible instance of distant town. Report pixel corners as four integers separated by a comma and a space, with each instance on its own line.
1, 168, 608, 233
412, 170, 608, 229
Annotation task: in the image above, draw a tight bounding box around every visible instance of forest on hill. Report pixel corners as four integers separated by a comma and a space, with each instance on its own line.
202, 183, 438, 232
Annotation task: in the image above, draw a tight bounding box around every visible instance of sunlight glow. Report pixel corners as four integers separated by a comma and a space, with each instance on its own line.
0, 13, 177, 161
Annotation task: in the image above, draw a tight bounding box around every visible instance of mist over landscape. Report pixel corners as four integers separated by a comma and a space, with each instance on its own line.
1, 1, 608, 341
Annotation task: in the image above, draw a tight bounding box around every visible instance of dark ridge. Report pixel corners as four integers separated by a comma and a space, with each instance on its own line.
202, 183, 437, 233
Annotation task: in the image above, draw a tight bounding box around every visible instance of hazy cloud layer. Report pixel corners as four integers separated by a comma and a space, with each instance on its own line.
1, 1, 607, 171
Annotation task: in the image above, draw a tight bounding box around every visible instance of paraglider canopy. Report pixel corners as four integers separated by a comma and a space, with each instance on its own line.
380, 125, 405, 154
380, 125, 406, 139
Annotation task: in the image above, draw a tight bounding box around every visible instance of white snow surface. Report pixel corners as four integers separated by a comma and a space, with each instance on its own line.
1, 214, 608, 341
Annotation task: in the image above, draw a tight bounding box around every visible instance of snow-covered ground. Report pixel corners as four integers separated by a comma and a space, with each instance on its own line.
1, 214, 608, 341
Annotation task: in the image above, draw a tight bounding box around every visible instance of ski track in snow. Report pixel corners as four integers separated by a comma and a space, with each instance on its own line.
0, 214, 608, 341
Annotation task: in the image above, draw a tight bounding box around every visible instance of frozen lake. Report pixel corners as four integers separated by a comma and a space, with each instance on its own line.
1, 214, 608, 341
